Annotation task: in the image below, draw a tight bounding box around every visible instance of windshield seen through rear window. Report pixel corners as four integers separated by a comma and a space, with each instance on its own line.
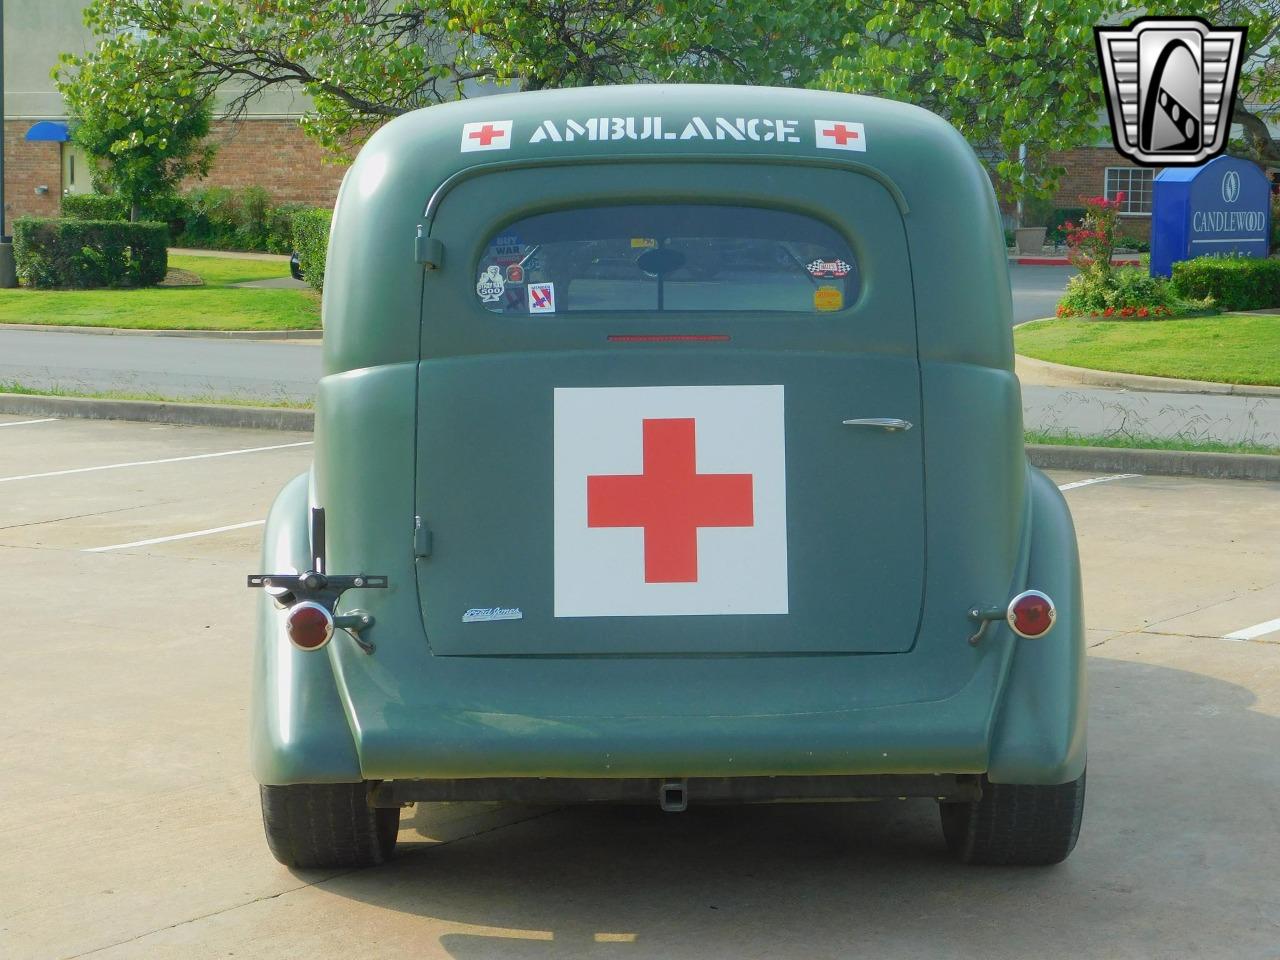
475, 205, 858, 315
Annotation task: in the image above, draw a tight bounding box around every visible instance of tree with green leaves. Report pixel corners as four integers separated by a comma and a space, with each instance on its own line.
1159, 1, 1280, 166
64, 0, 846, 158
57, 52, 217, 221
824, 1, 1112, 204
824, 1, 1280, 203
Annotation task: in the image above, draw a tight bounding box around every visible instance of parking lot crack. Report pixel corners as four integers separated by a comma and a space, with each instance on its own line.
0, 500, 179, 532
58, 806, 561, 960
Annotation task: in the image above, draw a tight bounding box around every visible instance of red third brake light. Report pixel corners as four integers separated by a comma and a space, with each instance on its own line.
1007, 590, 1057, 639
286, 601, 334, 651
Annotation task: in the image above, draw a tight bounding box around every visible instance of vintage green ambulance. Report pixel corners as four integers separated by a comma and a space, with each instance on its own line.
250, 85, 1086, 869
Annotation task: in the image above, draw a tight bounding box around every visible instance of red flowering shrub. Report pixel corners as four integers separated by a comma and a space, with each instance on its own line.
1063, 194, 1123, 276
1055, 193, 1187, 319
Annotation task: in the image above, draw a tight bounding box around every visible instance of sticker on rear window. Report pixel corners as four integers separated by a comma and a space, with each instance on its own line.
806, 258, 852, 278
814, 286, 843, 311
477, 265, 505, 303
529, 282, 556, 314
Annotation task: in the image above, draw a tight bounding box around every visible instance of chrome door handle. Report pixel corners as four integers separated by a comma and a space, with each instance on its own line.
842, 418, 913, 432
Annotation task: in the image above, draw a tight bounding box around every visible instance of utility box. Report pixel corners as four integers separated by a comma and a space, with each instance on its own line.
1151, 155, 1271, 277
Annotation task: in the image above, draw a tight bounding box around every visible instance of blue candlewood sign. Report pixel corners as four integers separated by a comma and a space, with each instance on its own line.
1150, 155, 1271, 277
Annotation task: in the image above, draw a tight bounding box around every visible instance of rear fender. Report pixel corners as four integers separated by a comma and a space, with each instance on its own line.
249, 470, 363, 785
987, 464, 1087, 784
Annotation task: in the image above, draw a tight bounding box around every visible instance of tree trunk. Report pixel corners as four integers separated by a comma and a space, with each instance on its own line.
1232, 105, 1280, 166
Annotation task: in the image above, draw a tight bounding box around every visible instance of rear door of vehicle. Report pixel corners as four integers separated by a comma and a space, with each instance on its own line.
415, 162, 923, 656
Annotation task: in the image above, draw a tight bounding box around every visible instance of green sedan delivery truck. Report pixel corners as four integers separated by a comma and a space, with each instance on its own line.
249, 85, 1086, 869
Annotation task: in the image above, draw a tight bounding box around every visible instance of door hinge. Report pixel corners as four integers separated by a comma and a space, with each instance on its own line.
415, 226, 443, 270
414, 517, 433, 558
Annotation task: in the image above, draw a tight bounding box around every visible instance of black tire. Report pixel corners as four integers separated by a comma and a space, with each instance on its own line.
259, 782, 399, 869
940, 770, 1085, 865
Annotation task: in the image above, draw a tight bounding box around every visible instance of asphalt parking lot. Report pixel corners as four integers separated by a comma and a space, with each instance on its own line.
2, 415, 1278, 960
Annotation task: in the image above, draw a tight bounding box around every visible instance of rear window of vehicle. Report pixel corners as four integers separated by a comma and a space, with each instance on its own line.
475, 205, 858, 315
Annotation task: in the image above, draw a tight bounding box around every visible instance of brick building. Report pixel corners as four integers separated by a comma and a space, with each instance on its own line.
195, 121, 345, 208
1, 0, 348, 233
1044, 145, 1157, 240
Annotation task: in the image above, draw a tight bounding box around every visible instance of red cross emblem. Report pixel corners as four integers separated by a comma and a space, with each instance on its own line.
823, 124, 858, 145
815, 120, 866, 152
460, 120, 513, 152
587, 418, 754, 583
469, 124, 505, 146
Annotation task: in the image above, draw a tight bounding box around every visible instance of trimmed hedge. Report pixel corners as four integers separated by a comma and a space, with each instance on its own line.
61, 193, 129, 222
13, 217, 168, 289
291, 207, 331, 293
176, 186, 308, 253
1171, 255, 1280, 311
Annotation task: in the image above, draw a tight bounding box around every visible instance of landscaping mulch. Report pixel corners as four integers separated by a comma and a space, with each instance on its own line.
158, 268, 204, 287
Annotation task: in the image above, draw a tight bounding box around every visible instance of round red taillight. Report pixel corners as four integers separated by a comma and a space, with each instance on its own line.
1007, 590, 1056, 639
286, 601, 334, 650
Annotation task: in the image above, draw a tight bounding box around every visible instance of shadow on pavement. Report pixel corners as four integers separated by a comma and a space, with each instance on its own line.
309, 654, 1280, 959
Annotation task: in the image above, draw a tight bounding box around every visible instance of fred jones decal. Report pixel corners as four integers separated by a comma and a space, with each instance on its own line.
459, 116, 867, 151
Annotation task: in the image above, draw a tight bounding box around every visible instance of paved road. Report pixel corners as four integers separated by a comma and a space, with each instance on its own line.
3, 415, 1277, 959
4, 265, 1279, 443
1009, 263, 1077, 324
0, 328, 320, 403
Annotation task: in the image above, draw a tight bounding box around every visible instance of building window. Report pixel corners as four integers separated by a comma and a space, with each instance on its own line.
1104, 167, 1154, 215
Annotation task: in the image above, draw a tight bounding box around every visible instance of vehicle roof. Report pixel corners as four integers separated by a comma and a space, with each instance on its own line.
322, 84, 1013, 373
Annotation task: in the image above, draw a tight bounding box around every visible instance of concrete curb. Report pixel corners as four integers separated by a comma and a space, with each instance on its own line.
1027, 444, 1280, 482
1015, 352, 1280, 397
0, 323, 322, 340
0, 393, 314, 432
4, 393, 1275, 480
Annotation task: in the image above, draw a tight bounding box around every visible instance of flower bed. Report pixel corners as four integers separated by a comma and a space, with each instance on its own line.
1055, 194, 1205, 319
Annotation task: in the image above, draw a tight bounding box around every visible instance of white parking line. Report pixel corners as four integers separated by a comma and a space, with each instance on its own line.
85, 519, 266, 553
0, 417, 59, 428
0, 440, 312, 484
1223, 617, 1280, 642
1057, 473, 1141, 491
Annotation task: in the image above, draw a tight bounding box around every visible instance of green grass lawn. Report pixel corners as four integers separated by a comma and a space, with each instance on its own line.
0, 380, 312, 409
167, 254, 294, 286
0, 253, 319, 331
1027, 430, 1279, 457
1015, 313, 1280, 386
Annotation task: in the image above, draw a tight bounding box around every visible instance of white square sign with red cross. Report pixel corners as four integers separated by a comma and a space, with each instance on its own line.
815, 120, 866, 152
460, 120, 513, 152
554, 385, 788, 618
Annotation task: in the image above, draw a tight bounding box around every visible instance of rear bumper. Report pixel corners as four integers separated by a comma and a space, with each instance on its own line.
336, 650, 1005, 782
370, 774, 982, 807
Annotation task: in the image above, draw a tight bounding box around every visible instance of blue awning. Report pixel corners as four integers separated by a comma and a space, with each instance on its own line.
25, 121, 70, 142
